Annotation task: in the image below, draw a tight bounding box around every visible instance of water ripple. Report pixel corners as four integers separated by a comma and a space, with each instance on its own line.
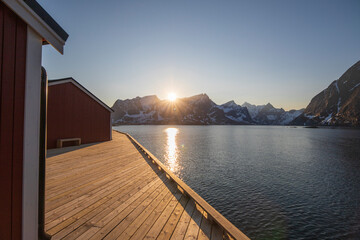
114, 125, 360, 240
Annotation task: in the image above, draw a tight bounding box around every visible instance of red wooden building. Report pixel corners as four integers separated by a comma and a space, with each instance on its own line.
47, 78, 113, 149
0, 0, 68, 239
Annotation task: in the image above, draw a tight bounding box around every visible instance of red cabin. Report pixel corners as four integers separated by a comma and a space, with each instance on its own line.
47, 78, 113, 149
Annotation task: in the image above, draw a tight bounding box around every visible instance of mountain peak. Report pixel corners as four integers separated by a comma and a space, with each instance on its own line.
242, 102, 254, 107
223, 100, 237, 107
265, 103, 274, 108
112, 93, 304, 126
188, 93, 211, 102
141, 95, 159, 100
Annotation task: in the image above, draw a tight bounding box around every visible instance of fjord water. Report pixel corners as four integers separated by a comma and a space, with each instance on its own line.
113, 125, 360, 239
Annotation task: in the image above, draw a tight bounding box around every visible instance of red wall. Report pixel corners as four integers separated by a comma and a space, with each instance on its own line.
47, 82, 111, 149
0, 2, 27, 239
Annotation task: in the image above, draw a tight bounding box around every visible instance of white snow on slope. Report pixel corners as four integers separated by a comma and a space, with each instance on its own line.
242, 102, 265, 119
227, 115, 245, 122
321, 113, 333, 125
349, 82, 360, 92
337, 98, 341, 113
279, 110, 304, 124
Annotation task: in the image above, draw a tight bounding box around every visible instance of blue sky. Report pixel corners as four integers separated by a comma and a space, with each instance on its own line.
39, 0, 360, 110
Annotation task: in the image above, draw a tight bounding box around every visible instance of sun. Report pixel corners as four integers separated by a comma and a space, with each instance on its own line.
167, 92, 177, 102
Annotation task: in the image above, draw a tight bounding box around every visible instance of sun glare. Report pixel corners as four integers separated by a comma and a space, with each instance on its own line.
165, 128, 179, 172
168, 92, 177, 102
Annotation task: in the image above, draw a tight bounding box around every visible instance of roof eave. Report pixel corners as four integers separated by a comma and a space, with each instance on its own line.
2, 0, 68, 54
48, 78, 114, 113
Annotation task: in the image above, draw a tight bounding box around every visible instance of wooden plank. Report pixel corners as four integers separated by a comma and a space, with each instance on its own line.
45, 165, 152, 228
46, 145, 141, 185
143, 193, 187, 239
87, 174, 167, 239
157, 195, 190, 240
46, 151, 139, 179
46, 159, 149, 212
115, 183, 178, 240
47, 173, 161, 237
211, 224, 224, 240
184, 204, 204, 240
46, 159, 148, 205
50, 173, 159, 239
45, 150, 145, 194
47, 149, 139, 173
198, 211, 212, 240
46, 149, 141, 182
46, 166, 160, 233
102, 176, 171, 239
170, 200, 196, 240
74, 227, 100, 240
45, 158, 146, 198
129, 192, 183, 240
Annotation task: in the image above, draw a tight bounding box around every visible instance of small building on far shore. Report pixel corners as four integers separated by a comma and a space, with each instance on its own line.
47, 78, 113, 149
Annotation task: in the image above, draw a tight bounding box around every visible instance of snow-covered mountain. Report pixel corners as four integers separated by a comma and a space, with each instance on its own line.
112, 94, 252, 125
242, 102, 265, 119
112, 94, 303, 125
217, 101, 253, 124
241, 102, 303, 125
111, 95, 161, 124
112, 61, 360, 126
291, 60, 360, 126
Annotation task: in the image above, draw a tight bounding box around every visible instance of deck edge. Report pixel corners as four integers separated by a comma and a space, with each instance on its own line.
114, 130, 250, 240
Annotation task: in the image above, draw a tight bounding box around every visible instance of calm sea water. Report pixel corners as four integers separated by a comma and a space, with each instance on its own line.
113, 125, 360, 240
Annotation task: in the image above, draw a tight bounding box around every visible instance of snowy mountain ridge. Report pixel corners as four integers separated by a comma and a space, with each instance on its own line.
112, 60, 360, 126
291, 60, 360, 126
112, 94, 303, 125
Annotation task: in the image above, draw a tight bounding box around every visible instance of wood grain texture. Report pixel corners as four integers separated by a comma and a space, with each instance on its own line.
45, 131, 248, 239
0, 3, 27, 239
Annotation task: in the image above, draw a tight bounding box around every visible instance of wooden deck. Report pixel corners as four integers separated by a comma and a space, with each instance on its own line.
45, 131, 249, 240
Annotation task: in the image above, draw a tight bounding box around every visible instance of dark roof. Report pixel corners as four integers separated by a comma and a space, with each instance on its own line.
48, 78, 114, 112
24, 0, 68, 42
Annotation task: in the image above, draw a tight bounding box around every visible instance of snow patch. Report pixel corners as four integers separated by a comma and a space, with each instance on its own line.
227, 115, 245, 122
321, 113, 333, 124
304, 114, 315, 119
242, 102, 265, 119
337, 98, 341, 113
279, 110, 303, 124
349, 82, 360, 92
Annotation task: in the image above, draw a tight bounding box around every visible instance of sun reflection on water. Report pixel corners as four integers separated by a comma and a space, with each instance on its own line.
165, 128, 179, 172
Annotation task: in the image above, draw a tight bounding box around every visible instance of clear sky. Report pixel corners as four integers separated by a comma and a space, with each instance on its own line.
39, 0, 360, 110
